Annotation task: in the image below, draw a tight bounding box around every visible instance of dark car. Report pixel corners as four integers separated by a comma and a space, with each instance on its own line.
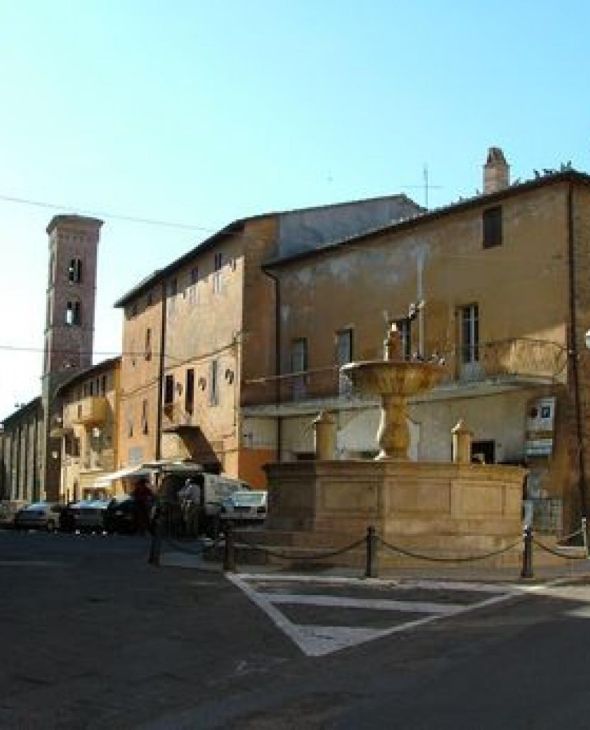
71, 500, 109, 533
104, 497, 150, 535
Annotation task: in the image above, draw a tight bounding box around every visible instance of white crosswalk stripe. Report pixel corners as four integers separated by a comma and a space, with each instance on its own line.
227, 573, 520, 657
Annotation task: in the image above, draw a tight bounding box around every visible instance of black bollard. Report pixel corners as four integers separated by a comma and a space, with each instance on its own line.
223, 521, 236, 573
365, 525, 379, 578
521, 524, 534, 579
148, 504, 162, 567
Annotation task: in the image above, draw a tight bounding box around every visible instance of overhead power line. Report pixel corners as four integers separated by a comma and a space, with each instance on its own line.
0, 193, 216, 233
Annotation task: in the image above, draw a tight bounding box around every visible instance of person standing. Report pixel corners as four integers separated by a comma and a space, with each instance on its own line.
132, 477, 154, 535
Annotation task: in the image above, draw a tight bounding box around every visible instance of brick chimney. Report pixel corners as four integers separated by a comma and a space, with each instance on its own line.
483, 147, 510, 194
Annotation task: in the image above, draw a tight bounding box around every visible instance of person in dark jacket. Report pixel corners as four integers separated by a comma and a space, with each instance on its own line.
131, 478, 154, 535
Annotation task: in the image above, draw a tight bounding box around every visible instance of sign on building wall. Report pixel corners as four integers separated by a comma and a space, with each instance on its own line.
525, 396, 556, 457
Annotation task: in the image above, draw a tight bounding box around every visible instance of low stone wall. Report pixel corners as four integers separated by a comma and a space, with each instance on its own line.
261, 460, 526, 567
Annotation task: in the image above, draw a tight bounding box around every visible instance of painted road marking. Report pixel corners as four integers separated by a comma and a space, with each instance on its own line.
227, 573, 520, 657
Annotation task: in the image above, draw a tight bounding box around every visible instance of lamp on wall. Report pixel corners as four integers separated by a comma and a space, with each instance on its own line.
225, 368, 234, 384
198, 377, 207, 390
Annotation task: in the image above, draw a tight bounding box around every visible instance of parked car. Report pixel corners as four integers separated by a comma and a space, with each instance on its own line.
103, 497, 140, 535
14, 502, 64, 532
0, 500, 28, 528
70, 500, 109, 533
220, 491, 268, 528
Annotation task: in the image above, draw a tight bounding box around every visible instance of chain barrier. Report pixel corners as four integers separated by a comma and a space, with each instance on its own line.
378, 536, 523, 563
532, 536, 589, 561
233, 532, 366, 562
557, 526, 584, 542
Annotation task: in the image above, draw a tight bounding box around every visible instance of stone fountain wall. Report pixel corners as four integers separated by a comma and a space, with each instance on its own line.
261, 460, 525, 567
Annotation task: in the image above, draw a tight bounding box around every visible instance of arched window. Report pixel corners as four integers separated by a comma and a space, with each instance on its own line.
68, 258, 82, 283
65, 300, 82, 326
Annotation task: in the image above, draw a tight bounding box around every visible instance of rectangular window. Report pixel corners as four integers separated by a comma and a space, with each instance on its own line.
168, 277, 177, 315
483, 206, 502, 248
213, 253, 223, 294
189, 267, 199, 304
209, 360, 219, 406
141, 399, 149, 435
164, 374, 174, 405
394, 319, 412, 360
461, 304, 479, 364
145, 328, 152, 361
65, 301, 81, 326
68, 258, 82, 283
336, 329, 353, 394
291, 338, 308, 400
185, 368, 195, 414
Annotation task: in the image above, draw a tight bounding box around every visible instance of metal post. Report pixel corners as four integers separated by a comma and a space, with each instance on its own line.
148, 503, 162, 567
223, 521, 236, 573
365, 525, 379, 578
582, 517, 588, 557
521, 524, 534, 579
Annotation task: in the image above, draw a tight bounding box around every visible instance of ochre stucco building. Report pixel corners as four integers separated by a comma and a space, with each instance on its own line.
244, 150, 590, 532
57, 357, 121, 501
114, 196, 422, 487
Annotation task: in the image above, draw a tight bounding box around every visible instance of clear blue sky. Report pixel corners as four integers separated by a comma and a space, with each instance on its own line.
0, 0, 588, 419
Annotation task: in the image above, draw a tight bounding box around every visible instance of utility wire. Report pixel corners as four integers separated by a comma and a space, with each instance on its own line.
0, 193, 216, 233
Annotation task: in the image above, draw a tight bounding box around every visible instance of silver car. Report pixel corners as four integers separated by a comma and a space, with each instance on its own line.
14, 502, 64, 532
220, 491, 268, 527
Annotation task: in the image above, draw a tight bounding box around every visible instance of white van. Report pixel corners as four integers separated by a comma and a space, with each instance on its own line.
149, 461, 252, 537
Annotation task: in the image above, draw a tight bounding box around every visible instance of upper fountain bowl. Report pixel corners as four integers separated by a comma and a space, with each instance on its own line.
340, 359, 445, 398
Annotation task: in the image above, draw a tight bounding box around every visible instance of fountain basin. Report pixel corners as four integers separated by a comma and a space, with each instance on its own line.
341, 359, 445, 397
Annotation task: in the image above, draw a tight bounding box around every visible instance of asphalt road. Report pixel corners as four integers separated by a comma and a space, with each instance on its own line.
2, 530, 590, 729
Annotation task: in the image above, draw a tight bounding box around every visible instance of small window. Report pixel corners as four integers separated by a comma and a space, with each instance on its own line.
168, 277, 177, 315
185, 368, 195, 414
291, 338, 308, 400
68, 258, 82, 283
213, 253, 223, 294
394, 319, 412, 360
189, 267, 199, 304
460, 304, 479, 364
164, 375, 174, 405
483, 206, 502, 248
65, 300, 81, 326
145, 328, 152, 361
101, 375, 107, 395
336, 329, 353, 394
141, 399, 149, 435
209, 360, 219, 405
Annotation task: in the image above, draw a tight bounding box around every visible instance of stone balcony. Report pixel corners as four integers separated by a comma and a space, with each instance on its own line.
73, 397, 109, 426
242, 337, 567, 416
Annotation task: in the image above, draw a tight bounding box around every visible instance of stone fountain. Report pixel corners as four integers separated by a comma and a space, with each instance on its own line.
251, 322, 525, 568
341, 323, 444, 461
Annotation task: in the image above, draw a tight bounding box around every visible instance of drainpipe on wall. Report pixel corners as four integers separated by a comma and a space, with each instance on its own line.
263, 268, 282, 461
155, 281, 168, 461
567, 181, 588, 517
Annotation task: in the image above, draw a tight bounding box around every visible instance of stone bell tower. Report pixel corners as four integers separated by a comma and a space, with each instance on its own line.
40, 215, 103, 500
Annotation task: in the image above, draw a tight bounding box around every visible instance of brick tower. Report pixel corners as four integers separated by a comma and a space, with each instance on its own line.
41, 215, 103, 500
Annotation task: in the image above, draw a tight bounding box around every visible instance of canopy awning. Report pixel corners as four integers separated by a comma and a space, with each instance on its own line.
93, 465, 153, 487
